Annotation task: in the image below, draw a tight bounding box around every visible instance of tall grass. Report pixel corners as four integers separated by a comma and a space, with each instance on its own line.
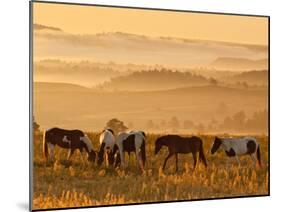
33, 132, 268, 210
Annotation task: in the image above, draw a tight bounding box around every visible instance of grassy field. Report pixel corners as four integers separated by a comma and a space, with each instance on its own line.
32, 132, 269, 210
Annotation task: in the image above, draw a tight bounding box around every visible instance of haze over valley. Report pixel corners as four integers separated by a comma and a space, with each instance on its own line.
34, 24, 268, 134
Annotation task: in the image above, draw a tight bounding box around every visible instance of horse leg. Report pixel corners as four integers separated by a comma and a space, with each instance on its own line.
192, 152, 197, 171
79, 148, 85, 164
136, 149, 144, 172
175, 153, 179, 172
105, 151, 109, 167
250, 154, 257, 167
235, 156, 241, 166
48, 143, 55, 161
120, 151, 126, 169
162, 153, 173, 171
67, 148, 75, 161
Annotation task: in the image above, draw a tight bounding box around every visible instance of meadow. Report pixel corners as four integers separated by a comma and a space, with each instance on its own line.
32, 132, 269, 210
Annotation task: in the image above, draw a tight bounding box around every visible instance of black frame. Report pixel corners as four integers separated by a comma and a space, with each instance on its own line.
29, 0, 270, 211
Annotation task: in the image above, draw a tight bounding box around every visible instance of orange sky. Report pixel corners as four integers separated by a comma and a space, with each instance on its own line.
33, 2, 268, 45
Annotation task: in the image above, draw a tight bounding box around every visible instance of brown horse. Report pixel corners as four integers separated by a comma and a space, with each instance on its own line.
155, 135, 207, 172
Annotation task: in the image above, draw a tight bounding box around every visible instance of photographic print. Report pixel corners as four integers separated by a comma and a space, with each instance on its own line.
30, 1, 269, 211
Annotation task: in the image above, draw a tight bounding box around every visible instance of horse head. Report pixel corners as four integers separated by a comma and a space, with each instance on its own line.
88, 150, 96, 162
105, 146, 116, 166
98, 144, 116, 166
97, 143, 105, 166
80, 134, 96, 163
154, 137, 165, 155
211, 136, 223, 154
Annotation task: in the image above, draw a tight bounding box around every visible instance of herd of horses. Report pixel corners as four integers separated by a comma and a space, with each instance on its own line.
42, 127, 262, 172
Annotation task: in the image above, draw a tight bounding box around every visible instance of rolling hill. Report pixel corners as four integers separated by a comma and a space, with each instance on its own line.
209, 57, 268, 70
33, 82, 267, 130
99, 70, 210, 91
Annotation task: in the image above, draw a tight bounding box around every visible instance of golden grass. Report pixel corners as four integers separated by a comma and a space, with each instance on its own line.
32, 132, 268, 210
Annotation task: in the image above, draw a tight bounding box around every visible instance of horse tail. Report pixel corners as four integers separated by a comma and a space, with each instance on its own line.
141, 139, 146, 167
199, 141, 207, 167
42, 129, 48, 160
257, 144, 262, 167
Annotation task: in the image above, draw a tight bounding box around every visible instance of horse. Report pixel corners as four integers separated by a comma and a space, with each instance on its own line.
155, 135, 207, 172
113, 131, 146, 171
43, 127, 96, 162
127, 130, 146, 162
97, 128, 116, 166
210, 136, 262, 167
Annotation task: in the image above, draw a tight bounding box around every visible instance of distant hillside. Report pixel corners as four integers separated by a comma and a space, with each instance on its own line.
99, 70, 210, 91
210, 57, 268, 70
231, 70, 268, 84
34, 82, 90, 92
34, 82, 267, 131
34, 60, 127, 87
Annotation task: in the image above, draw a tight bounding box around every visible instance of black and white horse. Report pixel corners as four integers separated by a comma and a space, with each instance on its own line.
97, 128, 116, 166
211, 136, 262, 167
43, 127, 96, 162
114, 131, 146, 171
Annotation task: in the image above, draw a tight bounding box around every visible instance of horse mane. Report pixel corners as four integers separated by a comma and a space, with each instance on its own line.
102, 128, 114, 135
106, 128, 114, 135
140, 131, 146, 138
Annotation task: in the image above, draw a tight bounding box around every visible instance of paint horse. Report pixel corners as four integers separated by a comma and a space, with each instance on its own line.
97, 128, 116, 166
211, 136, 262, 166
43, 127, 96, 162
126, 130, 146, 162
114, 131, 146, 171
155, 135, 207, 172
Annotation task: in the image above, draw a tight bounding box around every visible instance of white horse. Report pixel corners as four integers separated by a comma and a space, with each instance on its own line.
97, 129, 116, 166
211, 136, 262, 166
114, 131, 146, 171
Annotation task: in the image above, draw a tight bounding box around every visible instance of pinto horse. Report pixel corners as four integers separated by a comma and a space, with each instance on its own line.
43, 127, 96, 162
113, 131, 146, 171
211, 136, 262, 166
155, 135, 207, 172
97, 128, 116, 166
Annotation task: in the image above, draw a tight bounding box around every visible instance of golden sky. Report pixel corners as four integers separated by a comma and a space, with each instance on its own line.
33, 2, 268, 45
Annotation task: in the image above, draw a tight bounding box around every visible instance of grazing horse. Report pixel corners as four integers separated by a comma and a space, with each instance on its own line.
211, 136, 262, 166
127, 130, 146, 162
155, 135, 207, 172
43, 127, 96, 162
97, 128, 116, 166
114, 131, 146, 171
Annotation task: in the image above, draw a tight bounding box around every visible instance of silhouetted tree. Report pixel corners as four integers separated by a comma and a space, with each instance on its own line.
245, 109, 268, 132
106, 118, 128, 134
232, 111, 246, 130
208, 118, 219, 131
223, 116, 233, 130
216, 102, 229, 114
209, 77, 218, 86
146, 120, 155, 129
183, 120, 194, 129
196, 123, 205, 133
168, 116, 180, 132
160, 120, 167, 128
242, 81, 249, 89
